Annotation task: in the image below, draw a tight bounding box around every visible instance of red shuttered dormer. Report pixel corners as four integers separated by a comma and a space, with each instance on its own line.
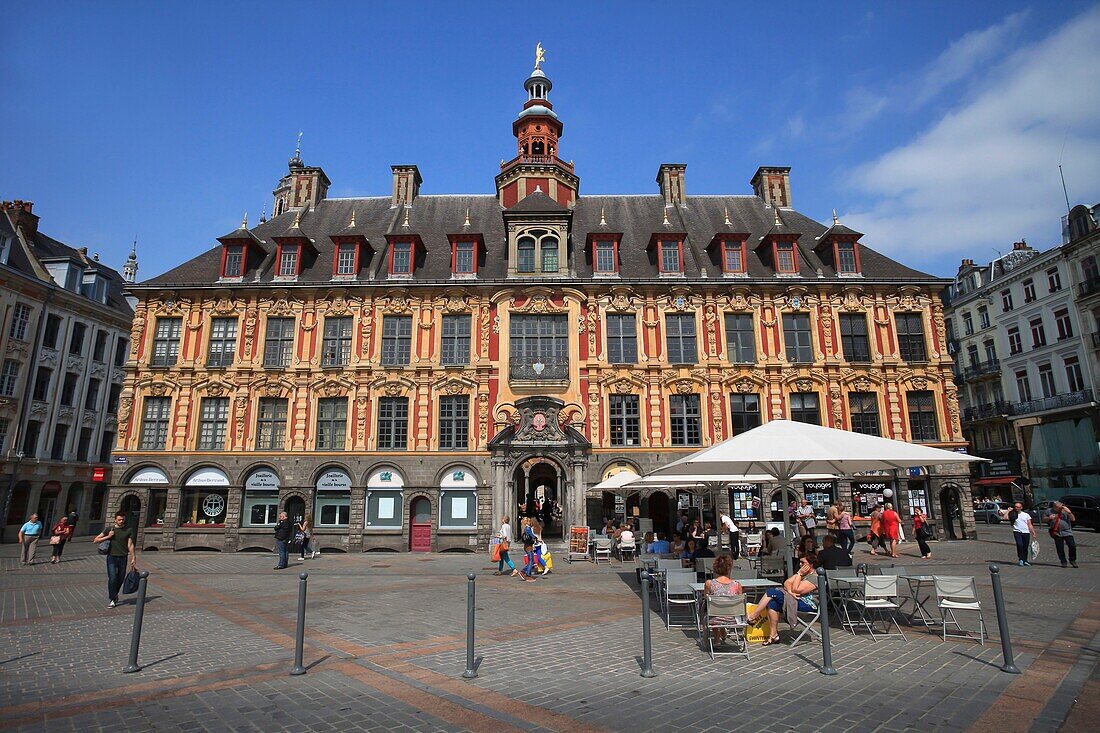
385, 234, 425, 278
586, 233, 622, 276
271, 231, 318, 280
329, 212, 373, 279
217, 216, 266, 280
815, 215, 863, 276
756, 209, 802, 276
447, 233, 486, 278
648, 233, 687, 275
707, 233, 749, 276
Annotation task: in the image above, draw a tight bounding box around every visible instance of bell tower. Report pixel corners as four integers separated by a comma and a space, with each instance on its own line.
495, 44, 580, 209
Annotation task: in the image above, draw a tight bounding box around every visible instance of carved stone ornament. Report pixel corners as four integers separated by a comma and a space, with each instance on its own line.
381, 294, 412, 314
83, 410, 98, 427
323, 290, 354, 316
30, 401, 47, 417
66, 356, 84, 371
242, 308, 259, 360
608, 291, 636, 312
911, 376, 928, 390
5, 340, 28, 357
383, 382, 403, 397
441, 378, 467, 395
478, 393, 490, 445
39, 348, 57, 367
155, 293, 189, 315
234, 395, 248, 443
795, 378, 813, 393
514, 403, 569, 442
440, 293, 475, 313
852, 376, 873, 392
262, 290, 301, 317
206, 382, 227, 398
734, 378, 756, 394
511, 294, 564, 314
356, 395, 369, 442
148, 383, 169, 397
58, 406, 74, 421
0, 396, 15, 412
479, 304, 491, 361
212, 294, 240, 315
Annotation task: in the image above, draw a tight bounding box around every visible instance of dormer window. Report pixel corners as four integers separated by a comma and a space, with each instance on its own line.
518, 236, 536, 273
335, 244, 358, 276
775, 242, 798, 274
541, 237, 559, 273
278, 244, 300, 277
391, 241, 412, 275
659, 240, 682, 274
222, 245, 245, 278
724, 244, 743, 273
454, 241, 475, 274
594, 239, 617, 274
836, 243, 858, 274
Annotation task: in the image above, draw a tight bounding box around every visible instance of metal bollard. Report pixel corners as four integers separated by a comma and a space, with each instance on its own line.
123, 571, 150, 673
640, 572, 656, 678
989, 564, 1020, 674
290, 572, 308, 676
815, 568, 837, 675
462, 573, 478, 679
857, 562, 867, 577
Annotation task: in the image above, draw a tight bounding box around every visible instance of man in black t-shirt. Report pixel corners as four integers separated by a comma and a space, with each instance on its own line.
817, 535, 852, 570
273, 512, 293, 569
93, 511, 137, 608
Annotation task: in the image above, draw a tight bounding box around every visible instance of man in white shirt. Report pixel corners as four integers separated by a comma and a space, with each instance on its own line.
1010, 502, 1036, 567
796, 499, 817, 540
719, 512, 740, 559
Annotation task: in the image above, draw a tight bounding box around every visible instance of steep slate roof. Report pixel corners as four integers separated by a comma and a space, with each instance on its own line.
139, 192, 935, 286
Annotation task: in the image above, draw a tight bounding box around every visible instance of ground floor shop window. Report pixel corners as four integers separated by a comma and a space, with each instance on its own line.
907, 481, 930, 518
728, 485, 758, 521
440, 490, 477, 529
146, 490, 167, 526
315, 492, 350, 527
367, 490, 403, 528
802, 481, 835, 520
244, 490, 279, 526
179, 488, 228, 526
852, 481, 891, 518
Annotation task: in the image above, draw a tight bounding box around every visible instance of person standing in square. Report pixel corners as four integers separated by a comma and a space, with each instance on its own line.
18, 514, 43, 565
1048, 501, 1078, 568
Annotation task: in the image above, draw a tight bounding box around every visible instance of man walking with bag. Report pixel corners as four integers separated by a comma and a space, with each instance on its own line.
93, 511, 137, 608
273, 511, 292, 569
1009, 502, 1036, 567
1048, 501, 1078, 568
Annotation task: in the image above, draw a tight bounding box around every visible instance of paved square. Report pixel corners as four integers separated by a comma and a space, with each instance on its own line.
1, 528, 1096, 732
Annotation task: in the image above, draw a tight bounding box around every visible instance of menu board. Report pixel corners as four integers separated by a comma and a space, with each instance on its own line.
569, 526, 591, 559
728, 484, 758, 521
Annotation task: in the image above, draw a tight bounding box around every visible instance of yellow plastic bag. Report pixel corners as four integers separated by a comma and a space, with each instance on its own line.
745, 602, 769, 643
542, 550, 554, 572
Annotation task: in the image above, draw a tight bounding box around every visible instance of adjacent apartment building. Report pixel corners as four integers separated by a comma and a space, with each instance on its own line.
945, 203, 1100, 504
109, 56, 977, 553
0, 201, 135, 539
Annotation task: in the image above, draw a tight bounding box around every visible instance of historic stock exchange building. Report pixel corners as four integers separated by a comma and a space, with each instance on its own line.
111, 57, 977, 553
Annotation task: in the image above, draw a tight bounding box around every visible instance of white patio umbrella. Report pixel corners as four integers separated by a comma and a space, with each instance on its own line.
590, 470, 645, 525
647, 420, 987, 575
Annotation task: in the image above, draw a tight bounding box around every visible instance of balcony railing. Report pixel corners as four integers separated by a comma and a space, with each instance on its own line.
509, 356, 569, 381
962, 401, 1014, 422
1078, 277, 1100, 298
499, 154, 575, 173
963, 358, 1001, 381
1012, 389, 1095, 416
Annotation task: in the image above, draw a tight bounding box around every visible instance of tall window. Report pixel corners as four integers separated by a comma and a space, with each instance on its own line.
114, 339, 128, 366
517, 236, 536, 273
723, 242, 745, 273
263, 317, 295, 368
438, 395, 469, 450
60, 373, 79, 406
729, 393, 760, 434
783, 313, 813, 363
906, 391, 938, 442
139, 397, 171, 450
541, 237, 559, 273
32, 367, 51, 402
454, 241, 475, 274
51, 424, 68, 460
978, 306, 990, 330
1047, 267, 1062, 292
839, 313, 870, 362
256, 398, 287, 450
724, 313, 755, 363
595, 241, 616, 274
42, 314, 61, 349
836, 243, 857, 273
669, 394, 701, 446
608, 394, 640, 446
85, 378, 100, 410
1023, 279, 1036, 303
377, 397, 408, 450
848, 392, 880, 435
440, 314, 471, 366
77, 428, 93, 462
1001, 289, 1013, 312
206, 317, 238, 367
1065, 356, 1084, 392
321, 317, 352, 367
510, 314, 568, 379
665, 313, 697, 364
1007, 327, 1022, 354
0, 418, 7, 453
391, 242, 412, 274
0, 360, 18, 397
962, 312, 973, 335
1083, 255, 1099, 283
606, 314, 637, 364
336, 244, 358, 275
790, 392, 820, 424
151, 317, 182, 367
223, 245, 244, 277
1054, 308, 1073, 340
1015, 369, 1032, 402
107, 383, 122, 414
983, 339, 997, 363
775, 243, 797, 273
69, 322, 86, 355
381, 315, 413, 366
8, 303, 30, 341
197, 397, 229, 450
316, 397, 347, 450
93, 331, 108, 362
1038, 363, 1056, 398
1029, 317, 1046, 347
23, 420, 41, 457
278, 245, 299, 277
966, 344, 979, 367
659, 240, 681, 273
895, 313, 927, 362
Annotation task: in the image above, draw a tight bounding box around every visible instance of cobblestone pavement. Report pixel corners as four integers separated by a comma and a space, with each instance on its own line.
0, 526, 1096, 732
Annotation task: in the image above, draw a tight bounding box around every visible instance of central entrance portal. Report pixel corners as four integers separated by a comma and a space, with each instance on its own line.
514, 458, 563, 538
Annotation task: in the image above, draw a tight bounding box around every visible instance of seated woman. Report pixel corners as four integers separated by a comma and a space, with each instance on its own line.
704, 554, 745, 643
642, 531, 656, 553
670, 533, 686, 557
796, 533, 818, 560
681, 539, 696, 568
745, 551, 819, 646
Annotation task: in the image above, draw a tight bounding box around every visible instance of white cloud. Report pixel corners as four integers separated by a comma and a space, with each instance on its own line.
845, 6, 1100, 273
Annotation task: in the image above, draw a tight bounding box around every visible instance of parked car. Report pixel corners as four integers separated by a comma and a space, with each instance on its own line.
1059, 495, 1100, 532
973, 501, 1012, 524
1031, 501, 1055, 524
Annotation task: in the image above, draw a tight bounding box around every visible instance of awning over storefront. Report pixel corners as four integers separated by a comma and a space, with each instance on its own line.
973, 476, 1021, 486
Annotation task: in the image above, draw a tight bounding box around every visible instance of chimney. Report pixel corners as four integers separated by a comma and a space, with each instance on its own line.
957, 258, 976, 274
1, 200, 39, 239
656, 164, 687, 206
1012, 240, 1029, 251
391, 165, 423, 207
750, 166, 792, 208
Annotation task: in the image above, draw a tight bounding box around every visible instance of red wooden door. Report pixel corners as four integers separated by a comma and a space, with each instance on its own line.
410, 497, 432, 552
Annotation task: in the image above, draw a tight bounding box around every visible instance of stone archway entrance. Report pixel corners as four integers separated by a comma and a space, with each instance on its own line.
514, 457, 564, 538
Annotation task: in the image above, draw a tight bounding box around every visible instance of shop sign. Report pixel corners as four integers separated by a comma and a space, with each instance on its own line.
92, 467, 107, 482
853, 480, 888, 492
245, 469, 280, 490
128, 466, 170, 485
185, 467, 230, 487
112, 456, 128, 465
368, 467, 404, 489
317, 469, 352, 491
802, 481, 834, 492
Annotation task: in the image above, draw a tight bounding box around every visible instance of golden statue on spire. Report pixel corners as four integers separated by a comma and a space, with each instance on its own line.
534, 42, 546, 70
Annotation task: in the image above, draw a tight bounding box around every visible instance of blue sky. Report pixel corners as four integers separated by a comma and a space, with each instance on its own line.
2, 1, 1098, 280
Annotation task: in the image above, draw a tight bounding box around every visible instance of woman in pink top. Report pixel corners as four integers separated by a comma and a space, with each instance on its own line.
837, 503, 855, 557
881, 502, 901, 558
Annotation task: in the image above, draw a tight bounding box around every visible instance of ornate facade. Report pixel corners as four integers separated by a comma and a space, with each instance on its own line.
112, 54, 976, 552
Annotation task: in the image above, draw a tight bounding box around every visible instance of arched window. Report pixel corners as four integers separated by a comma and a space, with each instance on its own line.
517, 236, 536, 273
541, 237, 559, 273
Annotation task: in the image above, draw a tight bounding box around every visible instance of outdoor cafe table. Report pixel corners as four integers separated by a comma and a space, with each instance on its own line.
899, 574, 939, 628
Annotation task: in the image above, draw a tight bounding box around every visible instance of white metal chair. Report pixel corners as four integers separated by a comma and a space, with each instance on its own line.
593, 537, 613, 565
788, 596, 823, 648
695, 557, 716, 579
844, 575, 905, 641
663, 570, 699, 631
618, 538, 638, 564
702, 593, 750, 660
934, 576, 986, 645
758, 555, 785, 582
745, 533, 763, 558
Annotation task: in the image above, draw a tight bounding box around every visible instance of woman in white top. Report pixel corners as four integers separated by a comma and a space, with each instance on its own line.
1010, 502, 1036, 567
495, 516, 517, 576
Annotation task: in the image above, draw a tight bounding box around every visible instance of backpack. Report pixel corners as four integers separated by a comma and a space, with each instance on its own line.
522, 525, 537, 544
